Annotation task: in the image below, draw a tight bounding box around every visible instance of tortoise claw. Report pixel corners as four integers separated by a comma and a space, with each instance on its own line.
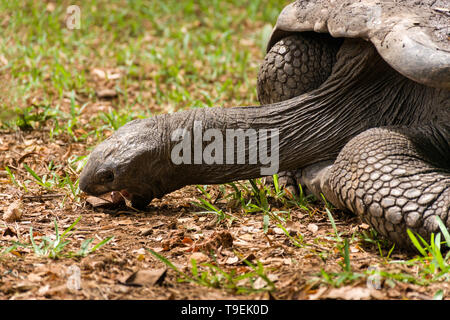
265, 170, 305, 198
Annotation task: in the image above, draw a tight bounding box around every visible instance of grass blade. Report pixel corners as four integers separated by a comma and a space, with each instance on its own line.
325, 207, 341, 242
23, 163, 48, 188
343, 238, 351, 272
90, 236, 114, 253
272, 174, 280, 194
407, 229, 427, 257
60, 215, 82, 239
433, 289, 444, 300
147, 248, 190, 280
4, 166, 18, 187
435, 216, 450, 248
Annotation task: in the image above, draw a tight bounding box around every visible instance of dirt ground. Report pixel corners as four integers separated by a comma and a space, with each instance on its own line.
1, 128, 449, 301
1, 0, 449, 303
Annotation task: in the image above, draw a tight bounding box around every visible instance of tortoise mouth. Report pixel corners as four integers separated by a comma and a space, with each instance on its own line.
119, 189, 153, 209
118, 189, 132, 200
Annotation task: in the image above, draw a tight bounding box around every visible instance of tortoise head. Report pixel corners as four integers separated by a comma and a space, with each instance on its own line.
79, 117, 172, 208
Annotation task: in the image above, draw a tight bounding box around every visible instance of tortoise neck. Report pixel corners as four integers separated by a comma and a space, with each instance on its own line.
160, 40, 440, 188
162, 94, 338, 188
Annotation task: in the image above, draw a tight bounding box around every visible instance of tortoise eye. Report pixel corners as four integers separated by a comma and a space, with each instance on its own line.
96, 169, 114, 184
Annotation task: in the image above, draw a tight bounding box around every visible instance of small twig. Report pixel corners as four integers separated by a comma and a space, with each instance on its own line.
22, 193, 66, 200
434, 7, 450, 16
0, 193, 13, 199
434, 7, 449, 12
18, 152, 40, 164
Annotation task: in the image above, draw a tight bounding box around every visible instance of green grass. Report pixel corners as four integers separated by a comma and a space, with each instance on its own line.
1, 216, 114, 259
148, 248, 276, 294
193, 185, 236, 224
393, 217, 450, 283
193, 178, 306, 232
1, 0, 449, 296
0, 0, 288, 205
0, 0, 286, 130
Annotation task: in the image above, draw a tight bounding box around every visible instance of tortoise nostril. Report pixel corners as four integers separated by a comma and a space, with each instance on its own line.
96, 169, 114, 184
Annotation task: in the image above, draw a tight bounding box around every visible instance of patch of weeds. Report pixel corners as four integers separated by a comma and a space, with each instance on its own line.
358, 227, 395, 259
4, 166, 21, 189
232, 178, 290, 232
285, 183, 315, 212
390, 217, 450, 283
23, 163, 57, 191
324, 206, 342, 242
148, 249, 276, 294
277, 223, 304, 248
13, 157, 83, 205
316, 238, 365, 288
194, 179, 295, 231
97, 107, 144, 131
193, 185, 236, 224
247, 179, 285, 232
1, 216, 113, 259
433, 289, 444, 300
346, 217, 450, 289
5, 97, 89, 142
310, 205, 366, 287
13, 104, 55, 131
64, 91, 89, 142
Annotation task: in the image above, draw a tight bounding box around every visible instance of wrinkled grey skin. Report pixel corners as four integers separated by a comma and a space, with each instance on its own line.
80, 0, 450, 249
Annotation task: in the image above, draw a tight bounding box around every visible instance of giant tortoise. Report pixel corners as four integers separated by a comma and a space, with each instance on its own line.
79, 0, 450, 248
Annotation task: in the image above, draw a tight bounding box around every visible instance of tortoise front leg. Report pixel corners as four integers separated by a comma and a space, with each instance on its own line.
257, 33, 340, 195
318, 124, 450, 249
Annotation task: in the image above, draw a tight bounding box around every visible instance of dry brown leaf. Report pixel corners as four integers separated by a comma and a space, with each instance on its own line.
307, 223, 319, 234
273, 227, 285, 235
115, 219, 135, 225
86, 196, 112, 208
359, 223, 371, 230
182, 237, 194, 244
193, 231, 233, 252
3, 199, 23, 222
284, 220, 301, 234
308, 287, 328, 300
0, 54, 8, 66
108, 73, 121, 80
46, 3, 55, 12
189, 252, 209, 263
93, 217, 102, 223
121, 269, 167, 287
91, 68, 106, 79
96, 88, 118, 99
325, 286, 372, 300
239, 234, 253, 241
241, 253, 256, 263
253, 274, 278, 290
2, 226, 17, 237
86, 192, 125, 208
27, 273, 43, 282
110, 191, 125, 204
37, 285, 51, 296
225, 256, 239, 265
14, 280, 39, 292
140, 227, 153, 236
370, 289, 385, 300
